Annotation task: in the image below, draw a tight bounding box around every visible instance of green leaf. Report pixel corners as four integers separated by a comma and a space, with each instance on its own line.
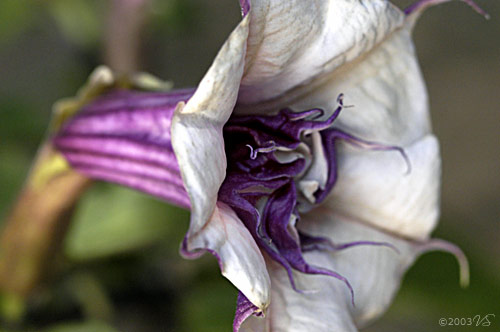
64, 184, 189, 261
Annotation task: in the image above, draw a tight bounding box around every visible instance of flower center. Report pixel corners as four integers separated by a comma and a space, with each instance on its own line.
220, 95, 408, 296
219, 96, 350, 293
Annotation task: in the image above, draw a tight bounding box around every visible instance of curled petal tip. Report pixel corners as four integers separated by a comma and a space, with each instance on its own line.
416, 238, 470, 288
405, 0, 490, 20
239, 0, 250, 17
459, 0, 490, 19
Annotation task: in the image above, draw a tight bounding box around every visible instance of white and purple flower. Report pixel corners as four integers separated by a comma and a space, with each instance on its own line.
53, 0, 486, 331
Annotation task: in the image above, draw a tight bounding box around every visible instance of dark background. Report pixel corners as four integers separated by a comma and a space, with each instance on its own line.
0, 0, 498, 331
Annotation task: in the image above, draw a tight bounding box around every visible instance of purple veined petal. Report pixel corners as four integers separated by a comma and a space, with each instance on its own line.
54, 135, 180, 171
54, 88, 192, 209
261, 181, 297, 253
233, 292, 263, 332
221, 131, 305, 290
62, 106, 176, 146
75, 164, 190, 209
404, 0, 489, 19
60, 148, 184, 187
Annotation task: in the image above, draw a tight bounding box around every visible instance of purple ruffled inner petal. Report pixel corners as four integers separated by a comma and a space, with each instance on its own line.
223, 96, 412, 321
233, 292, 263, 332
220, 98, 358, 298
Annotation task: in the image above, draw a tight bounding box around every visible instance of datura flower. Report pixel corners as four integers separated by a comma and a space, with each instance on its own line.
52, 0, 486, 331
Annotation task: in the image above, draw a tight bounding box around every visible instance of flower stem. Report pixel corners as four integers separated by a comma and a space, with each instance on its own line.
0, 143, 91, 299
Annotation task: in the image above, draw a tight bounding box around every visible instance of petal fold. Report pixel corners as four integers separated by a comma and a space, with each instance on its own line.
172, 15, 249, 242
182, 202, 270, 311
238, 0, 405, 105
172, 15, 273, 308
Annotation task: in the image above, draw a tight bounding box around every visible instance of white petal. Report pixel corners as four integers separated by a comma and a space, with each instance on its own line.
326, 135, 441, 240
185, 202, 270, 310
171, 15, 249, 239
293, 23, 430, 145
238, 0, 405, 105
171, 15, 271, 309
289, 21, 438, 239
241, 215, 420, 332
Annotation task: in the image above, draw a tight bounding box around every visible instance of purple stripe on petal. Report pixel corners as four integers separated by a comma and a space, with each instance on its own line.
233, 292, 262, 332
55, 136, 180, 171
76, 165, 190, 209
54, 88, 192, 209
62, 151, 185, 187
62, 108, 175, 146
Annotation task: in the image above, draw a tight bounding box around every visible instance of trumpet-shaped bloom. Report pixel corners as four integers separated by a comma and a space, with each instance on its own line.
54, 0, 484, 330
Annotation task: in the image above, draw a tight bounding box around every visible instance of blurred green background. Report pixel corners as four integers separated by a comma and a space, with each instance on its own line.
0, 0, 498, 331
